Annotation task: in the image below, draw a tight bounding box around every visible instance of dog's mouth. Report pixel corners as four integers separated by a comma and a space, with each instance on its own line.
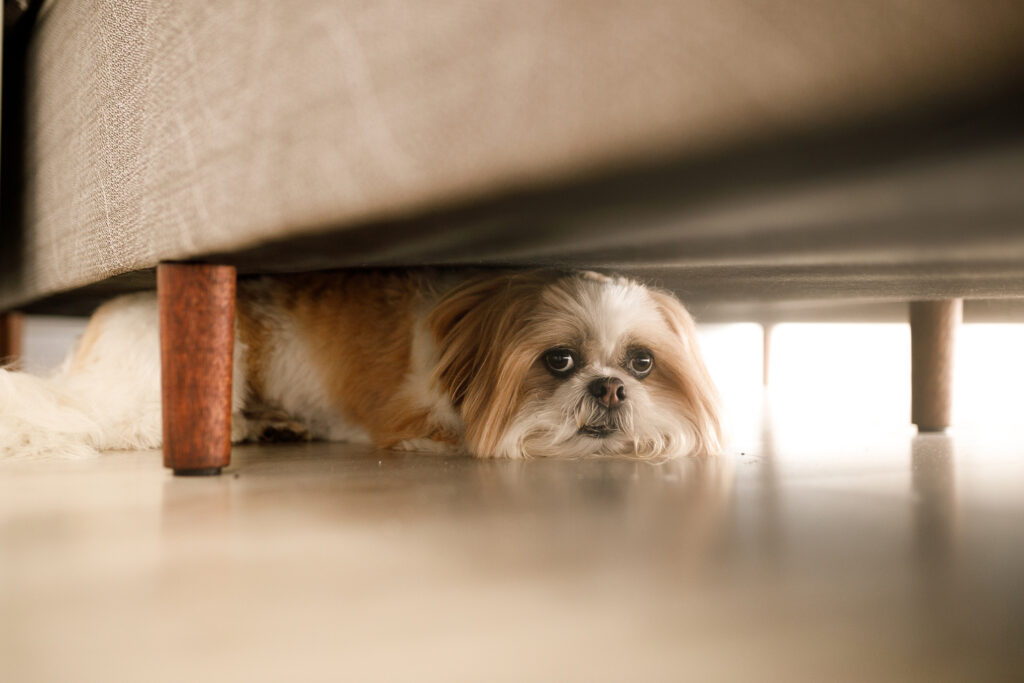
578, 424, 617, 439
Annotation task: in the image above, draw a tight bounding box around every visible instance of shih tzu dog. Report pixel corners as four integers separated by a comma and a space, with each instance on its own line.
0, 270, 721, 459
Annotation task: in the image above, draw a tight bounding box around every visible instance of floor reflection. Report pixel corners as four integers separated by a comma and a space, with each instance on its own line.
754, 395, 784, 565
911, 433, 958, 577
52, 392, 1024, 682
158, 445, 737, 580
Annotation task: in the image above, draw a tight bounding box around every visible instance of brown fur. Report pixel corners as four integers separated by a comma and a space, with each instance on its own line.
240, 271, 439, 448
428, 271, 567, 456
646, 288, 723, 454
236, 289, 273, 400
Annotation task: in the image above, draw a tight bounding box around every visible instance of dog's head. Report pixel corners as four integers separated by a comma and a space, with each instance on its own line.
429, 271, 721, 458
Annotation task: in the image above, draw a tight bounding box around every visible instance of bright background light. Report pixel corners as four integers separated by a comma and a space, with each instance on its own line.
697, 321, 1024, 454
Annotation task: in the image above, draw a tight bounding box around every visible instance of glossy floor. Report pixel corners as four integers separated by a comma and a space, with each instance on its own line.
4, 320, 1024, 681
3, 408, 1023, 682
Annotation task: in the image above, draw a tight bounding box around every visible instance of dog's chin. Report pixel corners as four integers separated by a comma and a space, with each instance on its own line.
494, 413, 684, 460
576, 427, 638, 457
490, 392, 703, 459
577, 424, 616, 439
519, 429, 635, 459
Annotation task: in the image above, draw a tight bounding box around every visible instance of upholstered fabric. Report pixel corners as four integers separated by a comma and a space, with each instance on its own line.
2, 0, 1023, 310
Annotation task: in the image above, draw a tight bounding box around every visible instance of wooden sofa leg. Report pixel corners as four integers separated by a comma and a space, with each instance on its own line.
158, 263, 237, 476
910, 299, 962, 433
0, 312, 23, 369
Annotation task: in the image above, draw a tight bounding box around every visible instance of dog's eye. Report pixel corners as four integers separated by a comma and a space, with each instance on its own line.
627, 350, 654, 378
543, 348, 577, 375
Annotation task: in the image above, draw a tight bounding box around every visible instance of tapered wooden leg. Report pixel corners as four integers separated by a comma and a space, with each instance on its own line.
910, 299, 962, 433
0, 312, 23, 369
158, 263, 236, 476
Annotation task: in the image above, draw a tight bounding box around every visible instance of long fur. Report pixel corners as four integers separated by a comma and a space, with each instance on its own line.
0, 293, 247, 459
0, 294, 164, 458
0, 271, 721, 460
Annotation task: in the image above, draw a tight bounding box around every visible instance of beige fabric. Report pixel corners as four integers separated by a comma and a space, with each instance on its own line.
3, 0, 1024, 308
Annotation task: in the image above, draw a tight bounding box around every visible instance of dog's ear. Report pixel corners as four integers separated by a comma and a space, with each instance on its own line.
428, 273, 552, 456
645, 288, 723, 455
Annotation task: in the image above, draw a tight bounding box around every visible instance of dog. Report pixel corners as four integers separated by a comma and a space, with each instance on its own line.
0, 269, 721, 459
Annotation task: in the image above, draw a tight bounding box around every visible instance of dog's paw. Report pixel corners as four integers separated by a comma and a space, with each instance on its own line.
240, 406, 312, 443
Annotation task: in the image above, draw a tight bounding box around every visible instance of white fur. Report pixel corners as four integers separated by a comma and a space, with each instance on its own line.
0, 293, 244, 458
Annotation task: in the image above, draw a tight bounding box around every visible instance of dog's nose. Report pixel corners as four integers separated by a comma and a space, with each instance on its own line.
588, 377, 626, 408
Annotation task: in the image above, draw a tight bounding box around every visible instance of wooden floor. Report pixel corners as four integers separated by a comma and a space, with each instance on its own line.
2, 410, 1022, 681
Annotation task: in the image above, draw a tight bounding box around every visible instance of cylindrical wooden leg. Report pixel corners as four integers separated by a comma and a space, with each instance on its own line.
762, 323, 773, 387
910, 299, 962, 433
158, 263, 236, 476
0, 312, 23, 369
